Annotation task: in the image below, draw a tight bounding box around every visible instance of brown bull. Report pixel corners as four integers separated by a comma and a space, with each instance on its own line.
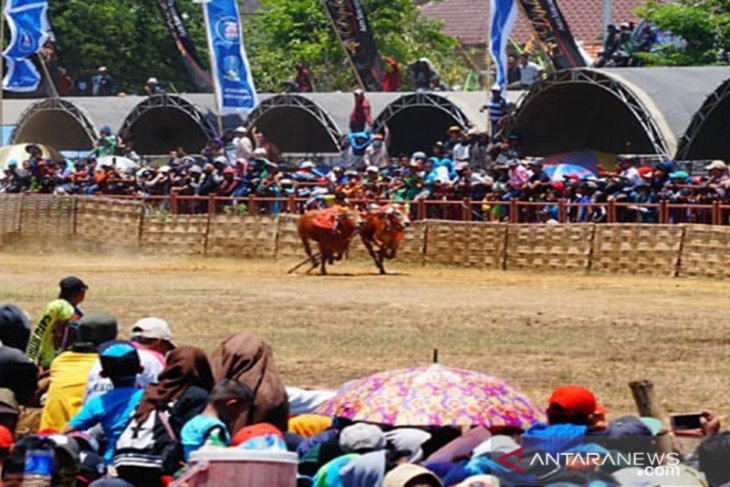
360, 204, 410, 274
297, 207, 358, 275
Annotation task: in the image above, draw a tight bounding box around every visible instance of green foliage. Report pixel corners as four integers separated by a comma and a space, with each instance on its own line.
246, 0, 464, 91
49, 0, 462, 93
635, 0, 730, 65
49, 0, 208, 93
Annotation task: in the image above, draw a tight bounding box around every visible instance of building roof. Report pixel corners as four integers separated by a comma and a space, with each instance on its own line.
419, 0, 665, 47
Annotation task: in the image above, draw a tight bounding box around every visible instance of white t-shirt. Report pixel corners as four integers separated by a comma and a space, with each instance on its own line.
621, 166, 642, 185
82, 348, 166, 404
520, 62, 542, 86
234, 136, 254, 161
453, 143, 470, 162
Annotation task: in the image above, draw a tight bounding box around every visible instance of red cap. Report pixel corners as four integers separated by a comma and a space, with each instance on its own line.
549, 385, 607, 417
0, 425, 14, 449
232, 423, 283, 446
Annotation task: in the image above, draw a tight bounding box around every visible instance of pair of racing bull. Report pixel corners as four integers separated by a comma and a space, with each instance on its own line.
295, 204, 409, 275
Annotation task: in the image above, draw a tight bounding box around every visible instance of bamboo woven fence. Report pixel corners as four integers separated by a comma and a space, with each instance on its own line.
1, 195, 729, 279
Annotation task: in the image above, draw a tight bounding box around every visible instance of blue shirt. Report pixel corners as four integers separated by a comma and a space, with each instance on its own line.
180, 415, 230, 461
68, 387, 143, 463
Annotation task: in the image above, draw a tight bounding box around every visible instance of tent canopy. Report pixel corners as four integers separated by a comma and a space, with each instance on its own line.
676, 78, 730, 161
10, 98, 98, 150
510, 67, 730, 159
118, 95, 219, 155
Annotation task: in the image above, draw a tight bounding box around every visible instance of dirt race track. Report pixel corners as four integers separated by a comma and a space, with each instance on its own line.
2, 249, 730, 419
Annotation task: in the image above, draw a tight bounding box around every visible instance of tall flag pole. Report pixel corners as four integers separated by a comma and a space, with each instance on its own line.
2, 0, 52, 92
517, 0, 588, 68
321, 0, 383, 92
489, 0, 518, 91
157, 0, 213, 92
198, 0, 257, 133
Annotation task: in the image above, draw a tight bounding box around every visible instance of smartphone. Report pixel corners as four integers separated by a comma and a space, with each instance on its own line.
671, 413, 703, 430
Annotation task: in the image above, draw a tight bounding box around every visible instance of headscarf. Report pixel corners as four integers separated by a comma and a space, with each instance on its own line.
209, 333, 289, 432
338, 450, 386, 487
133, 346, 214, 424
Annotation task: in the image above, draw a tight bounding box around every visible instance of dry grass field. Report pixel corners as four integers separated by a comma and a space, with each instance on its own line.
1, 249, 730, 419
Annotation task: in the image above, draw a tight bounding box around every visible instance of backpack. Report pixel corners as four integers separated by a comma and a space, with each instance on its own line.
113, 408, 183, 475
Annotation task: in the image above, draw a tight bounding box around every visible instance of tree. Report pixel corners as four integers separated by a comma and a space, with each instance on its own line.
49, 0, 208, 94
244, 0, 465, 92
635, 0, 730, 66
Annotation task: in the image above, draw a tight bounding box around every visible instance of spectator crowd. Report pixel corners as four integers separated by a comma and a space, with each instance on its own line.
0, 277, 729, 487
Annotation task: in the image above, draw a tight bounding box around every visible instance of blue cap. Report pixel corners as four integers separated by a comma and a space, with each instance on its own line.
98, 340, 139, 380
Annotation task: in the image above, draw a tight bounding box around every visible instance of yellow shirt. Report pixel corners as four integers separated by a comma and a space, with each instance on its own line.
40, 351, 98, 431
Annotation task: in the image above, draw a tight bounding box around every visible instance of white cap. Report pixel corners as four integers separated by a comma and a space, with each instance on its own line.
366, 165, 378, 173
252, 148, 268, 158
188, 165, 203, 173
300, 161, 315, 169
146, 77, 158, 84
491, 83, 501, 91
353, 88, 365, 95
131, 317, 175, 347
158, 165, 171, 173
98, 66, 107, 72
234, 126, 247, 133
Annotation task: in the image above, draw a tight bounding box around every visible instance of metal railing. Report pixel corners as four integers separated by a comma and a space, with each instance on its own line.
85, 194, 730, 225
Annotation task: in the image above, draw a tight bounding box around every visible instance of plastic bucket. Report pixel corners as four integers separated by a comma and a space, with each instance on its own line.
187, 448, 298, 487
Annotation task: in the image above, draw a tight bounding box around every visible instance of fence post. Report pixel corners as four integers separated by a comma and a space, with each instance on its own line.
247, 195, 257, 216
170, 193, 178, 215
607, 200, 616, 223
558, 199, 567, 224
71, 196, 79, 236
208, 194, 216, 217
509, 199, 519, 223
713, 201, 721, 226
288, 195, 296, 214
462, 198, 472, 222
417, 199, 426, 221
658, 200, 667, 224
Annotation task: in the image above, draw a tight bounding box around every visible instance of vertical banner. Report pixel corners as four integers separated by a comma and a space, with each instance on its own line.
3, 0, 51, 92
202, 0, 257, 114
489, 0, 518, 90
518, 0, 587, 69
157, 0, 213, 91
322, 0, 383, 92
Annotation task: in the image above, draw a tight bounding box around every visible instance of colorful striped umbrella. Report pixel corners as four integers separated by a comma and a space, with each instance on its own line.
540, 150, 617, 173
317, 365, 545, 428
542, 164, 596, 182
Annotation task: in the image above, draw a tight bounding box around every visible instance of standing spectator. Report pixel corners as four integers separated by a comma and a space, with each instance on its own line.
65, 341, 144, 464
144, 77, 165, 96
617, 157, 642, 186
381, 56, 401, 92
233, 126, 253, 162
26, 277, 87, 370
349, 88, 372, 133
364, 128, 390, 169
91, 67, 114, 96
481, 84, 507, 137
507, 54, 521, 85
91, 127, 117, 158
57, 68, 74, 96
295, 65, 314, 93
444, 126, 462, 159
509, 53, 543, 89
40, 312, 118, 431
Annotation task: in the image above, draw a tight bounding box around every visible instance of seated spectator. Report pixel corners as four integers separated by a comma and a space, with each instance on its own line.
0, 389, 19, 435
65, 340, 144, 464
522, 385, 608, 455
40, 312, 118, 432
115, 346, 214, 485
83, 317, 173, 403
180, 379, 253, 461
209, 333, 289, 433
0, 304, 31, 352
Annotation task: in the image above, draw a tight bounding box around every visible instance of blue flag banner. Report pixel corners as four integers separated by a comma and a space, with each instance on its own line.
489, 0, 518, 90
3, 0, 50, 92
203, 0, 257, 114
